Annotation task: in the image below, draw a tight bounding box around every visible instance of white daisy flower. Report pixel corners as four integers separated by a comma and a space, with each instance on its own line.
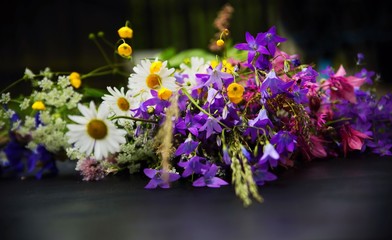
66, 101, 127, 160
128, 59, 177, 104
179, 57, 209, 92
101, 86, 136, 125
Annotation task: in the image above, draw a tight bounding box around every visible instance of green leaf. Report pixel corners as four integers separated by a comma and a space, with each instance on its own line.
166, 48, 216, 67
82, 87, 106, 98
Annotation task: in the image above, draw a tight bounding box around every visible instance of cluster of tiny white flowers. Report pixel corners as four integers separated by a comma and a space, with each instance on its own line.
31, 116, 70, 152
19, 98, 30, 110
0, 93, 11, 104
37, 77, 54, 91
66, 147, 86, 161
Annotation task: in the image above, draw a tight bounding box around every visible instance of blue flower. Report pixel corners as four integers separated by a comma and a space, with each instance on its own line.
234, 32, 270, 63
259, 142, 280, 167
260, 71, 293, 98
258, 26, 286, 56
199, 116, 222, 139
174, 137, 199, 156
143, 168, 180, 189
178, 156, 208, 177
192, 164, 228, 188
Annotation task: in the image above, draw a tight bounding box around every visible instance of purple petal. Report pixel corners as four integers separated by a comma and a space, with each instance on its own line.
143, 168, 157, 179
192, 177, 206, 187
144, 180, 158, 189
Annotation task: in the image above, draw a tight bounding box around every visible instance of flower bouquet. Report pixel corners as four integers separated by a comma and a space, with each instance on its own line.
1, 17, 391, 206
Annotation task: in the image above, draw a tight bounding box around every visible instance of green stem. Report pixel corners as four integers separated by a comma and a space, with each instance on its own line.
91, 37, 112, 66
1, 77, 25, 94
325, 117, 351, 126
109, 115, 159, 124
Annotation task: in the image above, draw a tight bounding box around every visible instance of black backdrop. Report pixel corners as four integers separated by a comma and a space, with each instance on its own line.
1, 0, 391, 91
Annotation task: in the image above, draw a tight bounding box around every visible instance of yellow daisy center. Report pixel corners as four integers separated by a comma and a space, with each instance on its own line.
158, 88, 172, 100
150, 61, 162, 74
117, 97, 130, 111
87, 119, 108, 140
146, 74, 161, 89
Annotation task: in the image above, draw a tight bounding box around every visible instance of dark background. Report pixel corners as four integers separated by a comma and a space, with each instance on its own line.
1, 0, 392, 91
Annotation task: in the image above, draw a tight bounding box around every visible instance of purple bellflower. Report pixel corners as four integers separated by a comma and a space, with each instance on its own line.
192, 164, 228, 188
258, 26, 286, 56
144, 168, 180, 189
234, 32, 270, 64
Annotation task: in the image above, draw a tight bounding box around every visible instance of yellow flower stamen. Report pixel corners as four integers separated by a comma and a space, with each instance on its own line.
227, 82, 245, 104
222, 60, 235, 74
69, 72, 81, 89
158, 88, 172, 100
32, 101, 45, 110
210, 60, 219, 69
150, 61, 162, 74
117, 97, 130, 111
118, 26, 133, 39
117, 43, 132, 58
87, 119, 108, 140
146, 74, 161, 89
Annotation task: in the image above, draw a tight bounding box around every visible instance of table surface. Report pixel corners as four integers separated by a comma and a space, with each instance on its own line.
1, 153, 392, 240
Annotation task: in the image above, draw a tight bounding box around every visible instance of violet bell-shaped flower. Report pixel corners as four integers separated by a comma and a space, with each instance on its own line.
234, 31, 270, 63
258, 26, 287, 56
144, 168, 180, 189
192, 164, 228, 188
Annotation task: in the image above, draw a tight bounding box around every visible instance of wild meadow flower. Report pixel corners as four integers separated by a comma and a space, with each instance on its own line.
76, 157, 106, 181
323, 65, 365, 104
192, 164, 228, 188
66, 101, 127, 160
339, 123, 371, 157
69, 72, 81, 89
118, 24, 133, 39
128, 59, 177, 105
102, 86, 136, 124
143, 168, 180, 189
117, 42, 132, 58
234, 32, 270, 64
258, 26, 286, 56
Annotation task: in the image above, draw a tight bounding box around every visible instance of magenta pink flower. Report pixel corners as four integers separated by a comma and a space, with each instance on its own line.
323, 65, 365, 103
339, 124, 371, 157
76, 157, 106, 181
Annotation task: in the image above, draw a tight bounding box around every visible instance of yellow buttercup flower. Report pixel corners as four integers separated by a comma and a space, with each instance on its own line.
158, 87, 172, 100
118, 26, 133, 39
117, 42, 132, 58
227, 82, 245, 104
32, 101, 46, 110
216, 39, 224, 47
69, 72, 81, 89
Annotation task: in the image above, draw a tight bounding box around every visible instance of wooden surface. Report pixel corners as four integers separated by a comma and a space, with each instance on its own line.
1, 153, 392, 240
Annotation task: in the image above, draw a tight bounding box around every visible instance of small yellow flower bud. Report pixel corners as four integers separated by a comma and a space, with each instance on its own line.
216, 39, 225, 47
117, 43, 132, 58
118, 26, 133, 39
32, 101, 45, 110
69, 72, 81, 89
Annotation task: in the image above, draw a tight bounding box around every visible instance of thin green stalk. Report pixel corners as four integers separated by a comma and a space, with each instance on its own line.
109, 115, 159, 124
